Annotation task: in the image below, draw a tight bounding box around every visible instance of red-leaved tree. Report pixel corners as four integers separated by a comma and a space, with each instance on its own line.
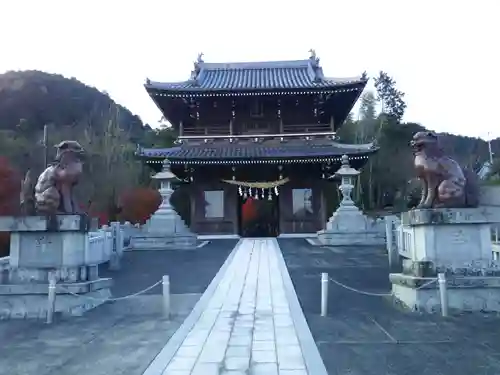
0, 157, 21, 256
118, 187, 161, 224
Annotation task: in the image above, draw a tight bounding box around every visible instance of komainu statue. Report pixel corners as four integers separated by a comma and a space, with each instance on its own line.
21, 140, 86, 215
411, 131, 479, 209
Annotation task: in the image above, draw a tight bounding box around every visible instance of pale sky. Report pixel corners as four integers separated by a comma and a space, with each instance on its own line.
1, 0, 498, 139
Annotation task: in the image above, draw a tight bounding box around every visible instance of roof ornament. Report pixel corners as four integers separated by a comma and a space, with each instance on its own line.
197, 52, 204, 64
145, 77, 151, 85
308, 49, 320, 67
189, 52, 205, 84
361, 71, 368, 81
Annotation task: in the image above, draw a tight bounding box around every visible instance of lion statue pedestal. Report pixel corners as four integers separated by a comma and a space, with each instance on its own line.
389, 132, 500, 313
389, 207, 500, 313
0, 215, 113, 319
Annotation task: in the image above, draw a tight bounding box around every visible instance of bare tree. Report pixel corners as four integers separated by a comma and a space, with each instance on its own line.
51, 108, 142, 216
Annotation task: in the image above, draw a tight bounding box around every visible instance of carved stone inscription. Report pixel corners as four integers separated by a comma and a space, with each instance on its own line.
16, 233, 64, 268
434, 225, 479, 264
450, 229, 469, 245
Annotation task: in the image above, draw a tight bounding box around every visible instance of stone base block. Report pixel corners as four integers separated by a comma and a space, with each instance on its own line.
317, 230, 385, 246
390, 273, 500, 313
130, 235, 198, 250
0, 278, 112, 319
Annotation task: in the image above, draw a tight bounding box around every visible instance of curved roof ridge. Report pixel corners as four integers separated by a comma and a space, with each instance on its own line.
330, 141, 376, 150
200, 60, 311, 70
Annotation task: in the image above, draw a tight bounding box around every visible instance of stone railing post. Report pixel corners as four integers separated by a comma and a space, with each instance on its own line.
385, 216, 401, 272
123, 221, 132, 249
109, 222, 121, 270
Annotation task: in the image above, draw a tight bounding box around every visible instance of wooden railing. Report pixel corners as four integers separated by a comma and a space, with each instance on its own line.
180, 123, 335, 139
182, 124, 230, 136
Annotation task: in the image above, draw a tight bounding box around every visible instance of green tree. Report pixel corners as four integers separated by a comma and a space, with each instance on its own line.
374, 71, 407, 123
359, 91, 377, 121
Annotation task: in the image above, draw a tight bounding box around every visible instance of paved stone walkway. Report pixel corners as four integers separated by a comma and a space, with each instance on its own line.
144, 238, 326, 375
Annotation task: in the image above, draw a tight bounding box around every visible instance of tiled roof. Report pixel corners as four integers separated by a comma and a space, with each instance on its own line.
137, 141, 377, 164
145, 58, 366, 93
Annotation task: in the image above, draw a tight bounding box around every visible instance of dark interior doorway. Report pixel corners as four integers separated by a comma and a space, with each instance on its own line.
238, 195, 279, 237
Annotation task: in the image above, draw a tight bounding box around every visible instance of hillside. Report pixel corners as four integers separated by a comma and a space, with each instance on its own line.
0, 70, 146, 139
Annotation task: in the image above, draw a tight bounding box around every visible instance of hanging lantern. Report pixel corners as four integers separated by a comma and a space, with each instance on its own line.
268, 188, 272, 200
243, 187, 248, 199
238, 186, 243, 196
232, 166, 236, 181
274, 186, 279, 196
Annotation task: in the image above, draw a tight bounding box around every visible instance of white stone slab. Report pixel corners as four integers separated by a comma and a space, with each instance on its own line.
156, 239, 321, 375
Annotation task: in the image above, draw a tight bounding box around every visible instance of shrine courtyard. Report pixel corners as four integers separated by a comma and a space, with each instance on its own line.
2, 239, 500, 375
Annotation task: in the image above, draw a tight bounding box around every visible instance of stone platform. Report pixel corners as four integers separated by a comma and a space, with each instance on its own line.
390, 208, 500, 312
391, 273, 500, 313
0, 214, 113, 319
130, 234, 197, 250
144, 238, 326, 375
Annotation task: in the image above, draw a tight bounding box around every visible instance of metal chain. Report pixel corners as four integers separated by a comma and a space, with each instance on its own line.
57, 279, 163, 302
414, 279, 438, 290
327, 276, 437, 297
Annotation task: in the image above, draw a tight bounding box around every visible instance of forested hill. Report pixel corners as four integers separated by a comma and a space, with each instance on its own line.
0, 70, 146, 139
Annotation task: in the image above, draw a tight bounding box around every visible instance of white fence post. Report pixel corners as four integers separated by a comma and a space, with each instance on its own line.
438, 273, 448, 317
46, 273, 56, 324
163, 275, 170, 319
321, 272, 329, 317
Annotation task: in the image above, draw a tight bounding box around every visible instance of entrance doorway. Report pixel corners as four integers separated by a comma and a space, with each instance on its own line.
238, 195, 279, 237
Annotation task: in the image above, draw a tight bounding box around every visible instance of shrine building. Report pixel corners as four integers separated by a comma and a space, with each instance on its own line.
136, 51, 378, 237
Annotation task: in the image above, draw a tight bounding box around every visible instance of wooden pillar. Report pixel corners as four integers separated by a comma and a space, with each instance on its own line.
321, 184, 327, 229
189, 184, 197, 232
179, 120, 184, 136
329, 116, 335, 132
279, 118, 284, 134
229, 119, 233, 135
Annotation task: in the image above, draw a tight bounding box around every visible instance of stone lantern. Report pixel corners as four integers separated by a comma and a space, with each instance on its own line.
152, 159, 177, 217
130, 159, 197, 249
317, 154, 384, 246
336, 154, 360, 207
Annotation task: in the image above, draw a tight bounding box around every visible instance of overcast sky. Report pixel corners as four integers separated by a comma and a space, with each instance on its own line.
1, 0, 498, 139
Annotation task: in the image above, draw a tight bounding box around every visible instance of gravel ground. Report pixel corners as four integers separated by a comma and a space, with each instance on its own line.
279, 238, 500, 375
0, 239, 238, 375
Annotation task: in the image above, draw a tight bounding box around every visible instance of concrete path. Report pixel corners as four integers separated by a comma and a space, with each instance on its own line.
143, 238, 327, 375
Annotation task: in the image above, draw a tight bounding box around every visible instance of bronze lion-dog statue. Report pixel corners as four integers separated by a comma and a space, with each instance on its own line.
21, 140, 86, 215
411, 131, 479, 209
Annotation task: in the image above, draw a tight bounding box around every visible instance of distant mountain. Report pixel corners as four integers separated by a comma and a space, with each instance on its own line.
0, 70, 146, 140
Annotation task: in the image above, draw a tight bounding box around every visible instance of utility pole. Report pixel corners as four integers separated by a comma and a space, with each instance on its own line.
43, 124, 49, 167
488, 131, 494, 164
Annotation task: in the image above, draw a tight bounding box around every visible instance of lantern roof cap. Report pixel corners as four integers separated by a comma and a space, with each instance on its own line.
152, 159, 177, 180
334, 154, 360, 177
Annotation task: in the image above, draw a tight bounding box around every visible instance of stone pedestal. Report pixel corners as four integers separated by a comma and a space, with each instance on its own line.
317, 155, 385, 246
390, 207, 500, 313
0, 215, 112, 319
130, 160, 197, 250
